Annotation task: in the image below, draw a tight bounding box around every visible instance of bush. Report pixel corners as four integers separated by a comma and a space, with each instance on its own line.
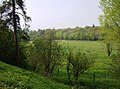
66, 50, 95, 87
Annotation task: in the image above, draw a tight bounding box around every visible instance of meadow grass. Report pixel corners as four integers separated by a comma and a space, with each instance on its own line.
0, 40, 119, 89
53, 40, 119, 88
60, 40, 110, 71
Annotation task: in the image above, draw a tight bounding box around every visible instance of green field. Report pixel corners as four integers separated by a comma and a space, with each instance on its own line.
53, 40, 119, 89
61, 40, 111, 70
0, 40, 119, 89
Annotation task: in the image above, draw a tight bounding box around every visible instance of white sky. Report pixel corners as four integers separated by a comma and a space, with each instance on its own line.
25, 0, 102, 30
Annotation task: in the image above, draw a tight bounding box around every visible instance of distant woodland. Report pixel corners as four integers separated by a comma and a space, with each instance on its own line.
29, 25, 101, 41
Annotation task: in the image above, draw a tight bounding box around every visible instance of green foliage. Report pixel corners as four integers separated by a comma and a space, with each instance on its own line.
56, 26, 100, 41
52, 41, 119, 88
99, 0, 120, 55
0, 0, 31, 66
26, 30, 64, 77
0, 61, 70, 89
66, 50, 94, 87
99, 0, 120, 84
0, 28, 16, 65
28, 26, 100, 41
0, 21, 29, 66
111, 53, 120, 80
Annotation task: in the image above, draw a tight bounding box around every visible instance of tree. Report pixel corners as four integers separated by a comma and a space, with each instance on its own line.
26, 30, 64, 78
66, 50, 94, 88
99, 0, 120, 86
92, 24, 95, 27
0, 0, 31, 66
99, 0, 120, 51
12, 0, 20, 66
0, 20, 16, 65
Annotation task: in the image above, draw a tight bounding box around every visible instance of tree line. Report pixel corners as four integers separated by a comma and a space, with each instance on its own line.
29, 25, 101, 41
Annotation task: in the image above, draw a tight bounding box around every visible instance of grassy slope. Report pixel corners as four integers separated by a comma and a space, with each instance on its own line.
0, 61, 70, 89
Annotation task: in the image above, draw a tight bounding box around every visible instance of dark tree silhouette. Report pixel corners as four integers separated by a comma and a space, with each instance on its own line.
12, 0, 20, 66
0, 0, 31, 66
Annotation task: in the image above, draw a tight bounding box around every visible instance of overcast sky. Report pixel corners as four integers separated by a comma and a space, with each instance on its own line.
25, 0, 102, 30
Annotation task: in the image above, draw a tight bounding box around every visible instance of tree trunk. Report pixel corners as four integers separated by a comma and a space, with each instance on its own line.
12, 0, 20, 66
67, 62, 72, 85
106, 43, 112, 56
44, 63, 50, 77
75, 70, 79, 89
